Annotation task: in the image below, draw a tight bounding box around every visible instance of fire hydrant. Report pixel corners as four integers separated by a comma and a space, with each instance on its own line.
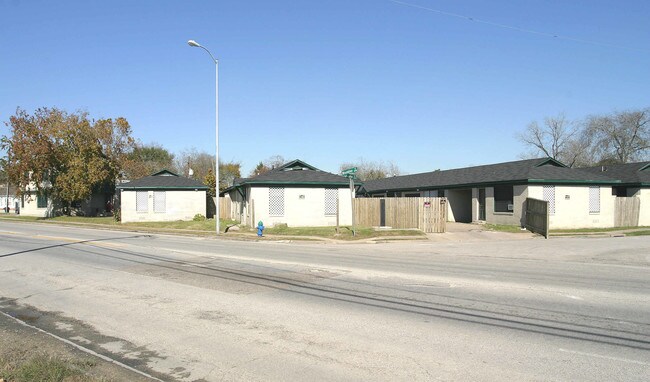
257, 221, 265, 237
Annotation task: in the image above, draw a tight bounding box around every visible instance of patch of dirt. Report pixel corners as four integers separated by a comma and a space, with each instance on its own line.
0, 308, 155, 382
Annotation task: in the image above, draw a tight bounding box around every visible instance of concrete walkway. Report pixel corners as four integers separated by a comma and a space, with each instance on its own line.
426, 222, 538, 242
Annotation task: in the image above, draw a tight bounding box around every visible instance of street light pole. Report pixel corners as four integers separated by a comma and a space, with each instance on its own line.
188, 39, 220, 234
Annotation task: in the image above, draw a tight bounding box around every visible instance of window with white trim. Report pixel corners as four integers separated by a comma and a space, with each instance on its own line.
543, 186, 555, 215
324, 188, 338, 216
154, 191, 166, 213
136, 191, 148, 212
269, 187, 284, 216
589, 186, 600, 214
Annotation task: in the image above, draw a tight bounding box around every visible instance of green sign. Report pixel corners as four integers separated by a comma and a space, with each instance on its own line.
341, 167, 357, 175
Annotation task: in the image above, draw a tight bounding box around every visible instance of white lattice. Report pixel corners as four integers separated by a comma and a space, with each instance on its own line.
543, 185, 555, 215
154, 191, 166, 213
324, 188, 338, 216
136, 191, 148, 212
269, 187, 284, 216
589, 187, 600, 213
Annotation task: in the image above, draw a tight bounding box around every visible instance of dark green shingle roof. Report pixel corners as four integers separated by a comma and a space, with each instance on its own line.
234, 159, 350, 187
581, 162, 650, 185
361, 158, 618, 193
117, 169, 208, 190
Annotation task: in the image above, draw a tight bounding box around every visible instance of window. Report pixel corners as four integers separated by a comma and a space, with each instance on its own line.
494, 186, 513, 213
589, 187, 600, 214
404, 192, 420, 197
37, 192, 48, 208
269, 187, 284, 216
324, 188, 338, 216
154, 191, 166, 213
543, 186, 555, 215
136, 191, 148, 212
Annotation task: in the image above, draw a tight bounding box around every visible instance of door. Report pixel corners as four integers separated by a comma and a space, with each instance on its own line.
478, 188, 486, 221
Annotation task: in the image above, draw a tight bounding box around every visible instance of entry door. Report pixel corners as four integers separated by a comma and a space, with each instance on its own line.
478, 188, 486, 221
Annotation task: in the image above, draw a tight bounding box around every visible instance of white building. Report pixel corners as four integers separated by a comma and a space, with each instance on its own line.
117, 170, 208, 223
222, 160, 354, 227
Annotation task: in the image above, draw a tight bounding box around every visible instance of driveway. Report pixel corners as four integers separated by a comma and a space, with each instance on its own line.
427, 222, 538, 242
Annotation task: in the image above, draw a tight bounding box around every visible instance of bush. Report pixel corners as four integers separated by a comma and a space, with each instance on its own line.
113, 209, 121, 223
193, 214, 206, 221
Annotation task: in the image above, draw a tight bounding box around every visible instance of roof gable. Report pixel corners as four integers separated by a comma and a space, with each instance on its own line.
151, 169, 180, 177
277, 159, 320, 172
234, 159, 349, 187
534, 158, 567, 168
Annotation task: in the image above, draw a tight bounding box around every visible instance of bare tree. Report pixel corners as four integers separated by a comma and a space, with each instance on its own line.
517, 114, 587, 167
585, 108, 650, 164
248, 155, 286, 177
174, 148, 214, 180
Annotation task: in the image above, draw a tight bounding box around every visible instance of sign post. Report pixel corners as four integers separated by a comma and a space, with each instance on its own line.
341, 167, 358, 237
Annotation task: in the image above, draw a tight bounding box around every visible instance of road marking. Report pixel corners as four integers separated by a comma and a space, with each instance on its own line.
558, 348, 650, 366
0, 310, 164, 381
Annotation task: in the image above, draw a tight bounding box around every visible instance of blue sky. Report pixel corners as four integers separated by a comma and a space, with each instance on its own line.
1, 0, 649, 176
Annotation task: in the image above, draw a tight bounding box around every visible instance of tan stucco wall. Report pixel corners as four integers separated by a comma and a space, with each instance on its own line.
120, 190, 206, 223
638, 188, 650, 226
248, 186, 353, 227
527, 185, 615, 229
446, 189, 472, 223
483, 185, 528, 226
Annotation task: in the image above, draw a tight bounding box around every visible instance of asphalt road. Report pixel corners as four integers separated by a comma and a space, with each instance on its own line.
1, 220, 649, 381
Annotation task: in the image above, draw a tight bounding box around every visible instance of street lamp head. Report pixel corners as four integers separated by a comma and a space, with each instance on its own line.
187, 40, 201, 48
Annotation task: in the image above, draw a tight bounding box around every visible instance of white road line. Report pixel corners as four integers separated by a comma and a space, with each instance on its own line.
558, 348, 650, 366
0, 310, 164, 381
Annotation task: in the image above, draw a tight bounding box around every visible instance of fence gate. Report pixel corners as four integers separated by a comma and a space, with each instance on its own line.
420, 197, 447, 233
614, 197, 640, 227
354, 197, 447, 233
524, 197, 548, 238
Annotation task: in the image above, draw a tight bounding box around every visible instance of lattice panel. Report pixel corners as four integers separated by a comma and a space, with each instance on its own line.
269, 187, 285, 216
589, 187, 600, 213
154, 191, 166, 213
324, 188, 338, 216
136, 191, 148, 212
543, 185, 555, 215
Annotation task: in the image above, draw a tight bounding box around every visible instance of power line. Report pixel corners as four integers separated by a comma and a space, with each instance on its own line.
388, 0, 648, 53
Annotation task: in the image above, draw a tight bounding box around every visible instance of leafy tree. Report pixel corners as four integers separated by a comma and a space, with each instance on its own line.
339, 158, 401, 181
1, 107, 135, 210
202, 161, 241, 196
204, 169, 216, 197
123, 143, 175, 179
219, 161, 241, 191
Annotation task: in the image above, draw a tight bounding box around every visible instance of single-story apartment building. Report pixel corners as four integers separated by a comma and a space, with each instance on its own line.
358, 158, 645, 229
582, 161, 650, 226
117, 170, 208, 223
221, 159, 354, 227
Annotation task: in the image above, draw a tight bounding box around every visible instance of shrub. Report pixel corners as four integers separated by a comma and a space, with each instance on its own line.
193, 214, 206, 221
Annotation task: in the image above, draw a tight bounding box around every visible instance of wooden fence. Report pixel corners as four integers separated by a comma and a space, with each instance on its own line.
353, 197, 447, 233
524, 197, 548, 238
219, 197, 231, 220
614, 197, 640, 227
